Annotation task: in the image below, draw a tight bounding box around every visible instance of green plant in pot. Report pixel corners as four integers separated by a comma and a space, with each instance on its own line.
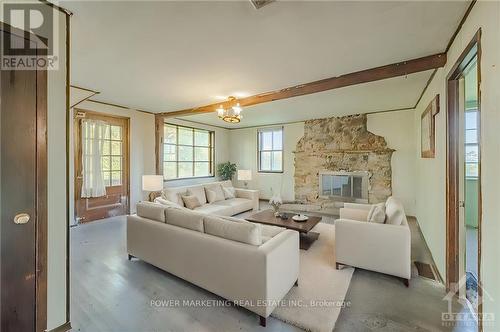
217, 162, 237, 181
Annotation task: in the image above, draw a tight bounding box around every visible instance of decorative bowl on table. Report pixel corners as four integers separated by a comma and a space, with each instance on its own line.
292, 214, 309, 222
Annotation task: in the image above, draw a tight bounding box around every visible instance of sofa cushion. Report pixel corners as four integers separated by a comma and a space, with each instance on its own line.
213, 198, 253, 215
181, 194, 202, 210
162, 188, 187, 207
187, 185, 207, 205
204, 183, 225, 202
205, 187, 224, 204
367, 203, 386, 223
385, 197, 404, 226
154, 197, 182, 208
194, 204, 233, 216
222, 186, 236, 199
220, 180, 233, 188
203, 215, 262, 245
165, 208, 204, 232
261, 224, 284, 238
136, 202, 167, 223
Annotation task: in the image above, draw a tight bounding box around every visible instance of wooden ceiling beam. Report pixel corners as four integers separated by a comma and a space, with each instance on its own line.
158, 52, 446, 118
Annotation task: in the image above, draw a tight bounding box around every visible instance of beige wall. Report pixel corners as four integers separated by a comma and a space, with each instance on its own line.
228, 123, 304, 201
414, 1, 500, 326
228, 112, 416, 212
367, 110, 416, 215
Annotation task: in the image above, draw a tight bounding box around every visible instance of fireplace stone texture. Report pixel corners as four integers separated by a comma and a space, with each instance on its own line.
294, 114, 394, 204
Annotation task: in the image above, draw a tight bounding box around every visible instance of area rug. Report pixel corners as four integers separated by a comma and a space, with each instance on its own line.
271, 223, 354, 332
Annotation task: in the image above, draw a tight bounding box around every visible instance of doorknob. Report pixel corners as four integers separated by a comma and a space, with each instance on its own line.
14, 213, 30, 224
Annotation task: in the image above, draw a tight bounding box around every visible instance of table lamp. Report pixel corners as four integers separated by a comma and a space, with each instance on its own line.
142, 175, 163, 201
237, 170, 252, 189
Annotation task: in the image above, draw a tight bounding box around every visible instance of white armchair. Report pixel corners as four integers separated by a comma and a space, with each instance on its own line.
335, 197, 411, 286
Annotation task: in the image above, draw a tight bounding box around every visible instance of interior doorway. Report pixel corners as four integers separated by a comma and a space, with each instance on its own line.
74, 110, 130, 223
446, 29, 482, 326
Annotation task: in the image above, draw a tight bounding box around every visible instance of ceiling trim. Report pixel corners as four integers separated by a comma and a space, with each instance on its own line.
172, 105, 417, 131
445, 0, 477, 53
85, 99, 155, 115
157, 53, 446, 118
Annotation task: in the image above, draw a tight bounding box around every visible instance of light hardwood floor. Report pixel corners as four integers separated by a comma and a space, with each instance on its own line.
70, 205, 476, 332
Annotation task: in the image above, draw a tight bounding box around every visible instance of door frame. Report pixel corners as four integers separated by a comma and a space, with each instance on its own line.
73, 109, 131, 222
446, 28, 482, 320
0, 22, 48, 331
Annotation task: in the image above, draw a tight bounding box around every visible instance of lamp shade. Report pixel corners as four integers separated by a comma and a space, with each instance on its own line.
142, 175, 163, 191
237, 170, 252, 181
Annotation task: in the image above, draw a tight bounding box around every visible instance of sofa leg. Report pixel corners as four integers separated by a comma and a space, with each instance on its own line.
335, 262, 341, 270
403, 278, 410, 287
294, 279, 298, 287
128, 254, 134, 261
259, 316, 267, 327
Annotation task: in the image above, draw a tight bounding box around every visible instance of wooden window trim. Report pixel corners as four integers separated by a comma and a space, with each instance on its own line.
160, 123, 215, 181
257, 127, 284, 173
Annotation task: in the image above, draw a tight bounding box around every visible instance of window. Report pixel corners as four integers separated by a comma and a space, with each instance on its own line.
163, 124, 215, 180
258, 127, 283, 172
465, 110, 479, 177
100, 124, 123, 186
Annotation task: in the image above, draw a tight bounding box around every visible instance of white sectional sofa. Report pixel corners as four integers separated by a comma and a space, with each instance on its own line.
127, 202, 300, 326
160, 180, 259, 216
335, 197, 411, 285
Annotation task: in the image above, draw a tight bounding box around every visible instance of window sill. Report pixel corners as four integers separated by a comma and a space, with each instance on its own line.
164, 175, 216, 182
257, 171, 284, 174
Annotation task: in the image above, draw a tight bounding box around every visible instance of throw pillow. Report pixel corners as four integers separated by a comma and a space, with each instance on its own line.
205, 189, 217, 203
181, 194, 202, 210
222, 186, 236, 199
367, 203, 386, 223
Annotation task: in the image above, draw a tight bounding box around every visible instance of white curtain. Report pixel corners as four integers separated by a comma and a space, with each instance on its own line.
81, 119, 108, 198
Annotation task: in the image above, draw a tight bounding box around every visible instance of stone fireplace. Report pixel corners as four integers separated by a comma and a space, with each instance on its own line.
294, 114, 394, 204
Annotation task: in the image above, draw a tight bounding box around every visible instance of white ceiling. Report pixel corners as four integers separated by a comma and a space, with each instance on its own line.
65, 1, 469, 121
182, 69, 433, 128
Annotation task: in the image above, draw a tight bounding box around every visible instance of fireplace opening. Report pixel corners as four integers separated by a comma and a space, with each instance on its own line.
319, 171, 369, 203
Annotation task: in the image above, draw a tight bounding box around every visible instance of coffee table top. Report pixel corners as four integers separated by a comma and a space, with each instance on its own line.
245, 209, 322, 233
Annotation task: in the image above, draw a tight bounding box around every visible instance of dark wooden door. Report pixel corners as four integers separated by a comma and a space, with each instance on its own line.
74, 110, 129, 223
0, 27, 47, 332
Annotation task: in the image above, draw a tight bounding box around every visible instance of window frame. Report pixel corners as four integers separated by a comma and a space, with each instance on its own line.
464, 109, 479, 179
257, 127, 284, 173
162, 123, 215, 181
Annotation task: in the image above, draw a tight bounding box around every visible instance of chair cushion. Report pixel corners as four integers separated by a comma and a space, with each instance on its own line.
181, 194, 202, 210
203, 215, 262, 245
136, 202, 166, 223
165, 208, 204, 232
367, 203, 386, 223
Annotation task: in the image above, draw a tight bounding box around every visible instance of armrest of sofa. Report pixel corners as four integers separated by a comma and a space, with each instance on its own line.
235, 188, 259, 211
335, 219, 411, 279
258, 229, 300, 316
339, 208, 369, 221
343, 202, 373, 211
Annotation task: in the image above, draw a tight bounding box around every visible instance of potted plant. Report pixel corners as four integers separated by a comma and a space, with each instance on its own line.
217, 162, 237, 181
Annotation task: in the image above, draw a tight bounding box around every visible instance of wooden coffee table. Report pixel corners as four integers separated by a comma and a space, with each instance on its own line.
245, 210, 322, 250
